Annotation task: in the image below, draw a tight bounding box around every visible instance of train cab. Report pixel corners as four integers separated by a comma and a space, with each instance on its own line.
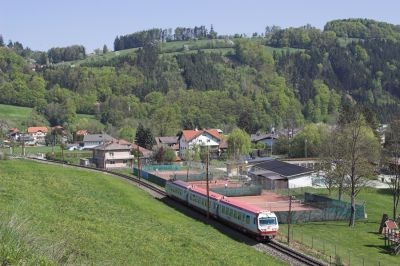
257, 212, 279, 240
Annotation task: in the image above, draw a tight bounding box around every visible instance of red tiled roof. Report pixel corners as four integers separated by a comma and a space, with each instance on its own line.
204, 129, 222, 141
76, 130, 88, 136
131, 144, 152, 157
115, 139, 132, 145
27, 127, 48, 133
9, 128, 19, 133
181, 129, 222, 142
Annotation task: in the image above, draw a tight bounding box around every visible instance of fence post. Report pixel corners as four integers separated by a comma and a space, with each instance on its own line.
312, 236, 314, 248
348, 250, 350, 266
335, 245, 336, 258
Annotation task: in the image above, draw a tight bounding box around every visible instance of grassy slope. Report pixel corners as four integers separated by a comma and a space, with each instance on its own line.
0, 160, 284, 265
0, 103, 97, 130
278, 187, 398, 265
0, 104, 32, 129
62, 38, 302, 66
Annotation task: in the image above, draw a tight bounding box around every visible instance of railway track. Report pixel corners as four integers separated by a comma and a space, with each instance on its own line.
265, 241, 326, 266
24, 157, 326, 266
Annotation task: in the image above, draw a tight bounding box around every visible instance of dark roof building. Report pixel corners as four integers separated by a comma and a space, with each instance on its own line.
249, 159, 315, 189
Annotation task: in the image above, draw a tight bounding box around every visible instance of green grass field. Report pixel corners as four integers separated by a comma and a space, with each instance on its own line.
0, 160, 284, 265
0, 104, 33, 129
0, 103, 97, 131
277, 187, 398, 265
61, 38, 303, 67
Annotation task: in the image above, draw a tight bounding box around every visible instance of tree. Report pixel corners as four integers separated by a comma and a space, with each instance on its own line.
152, 146, 176, 163
319, 129, 348, 199
227, 128, 251, 160
339, 111, 380, 227
384, 119, 400, 220
135, 123, 155, 150
102, 44, 108, 54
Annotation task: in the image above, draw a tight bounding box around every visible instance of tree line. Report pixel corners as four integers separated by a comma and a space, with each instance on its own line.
114, 25, 217, 51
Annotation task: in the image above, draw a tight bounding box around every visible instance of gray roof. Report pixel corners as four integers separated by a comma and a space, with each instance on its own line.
156, 136, 179, 145
83, 134, 115, 142
250, 133, 276, 142
93, 143, 131, 151
251, 159, 314, 178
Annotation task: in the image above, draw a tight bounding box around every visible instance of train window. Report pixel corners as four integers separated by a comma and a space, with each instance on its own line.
253, 218, 256, 224
246, 215, 250, 224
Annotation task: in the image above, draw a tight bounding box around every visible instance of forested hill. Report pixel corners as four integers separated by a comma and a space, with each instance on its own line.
1, 18, 400, 138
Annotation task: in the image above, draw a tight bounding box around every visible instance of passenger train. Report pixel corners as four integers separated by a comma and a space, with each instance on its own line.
165, 179, 279, 241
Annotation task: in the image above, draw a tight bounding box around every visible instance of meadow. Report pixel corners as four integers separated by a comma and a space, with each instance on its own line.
277, 187, 398, 265
0, 160, 284, 265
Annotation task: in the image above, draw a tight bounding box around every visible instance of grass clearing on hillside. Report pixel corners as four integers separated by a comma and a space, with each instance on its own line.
0, 160, 284, 265
0, 103, 97, 130
0, 104, 33, 128
277, 187, 398, 265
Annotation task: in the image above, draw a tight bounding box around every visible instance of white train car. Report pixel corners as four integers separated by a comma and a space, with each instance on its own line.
218, 197, 278, 240
165, 179, 279, 241
187, 186, 223, 217
165, 179, 190, 202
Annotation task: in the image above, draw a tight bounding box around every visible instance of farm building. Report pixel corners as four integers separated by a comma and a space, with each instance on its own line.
248, 159, 314, 189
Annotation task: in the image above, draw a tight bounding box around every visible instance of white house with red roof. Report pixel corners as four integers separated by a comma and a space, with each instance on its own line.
178, 129, 222, 159
27, 127, 48, 144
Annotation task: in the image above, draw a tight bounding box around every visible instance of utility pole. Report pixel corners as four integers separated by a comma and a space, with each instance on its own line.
137, 144, 141, 184
206, 145, 210, 219
287, 193, 293, 246
304, 138, 308, 158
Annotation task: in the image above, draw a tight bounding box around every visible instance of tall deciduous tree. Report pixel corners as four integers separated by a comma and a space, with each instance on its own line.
385, 119, 400, 220
339, 111, 380, 227
227, 128, 251, 160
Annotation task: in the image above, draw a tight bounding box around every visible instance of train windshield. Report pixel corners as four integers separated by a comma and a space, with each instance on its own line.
259, 217, 277, 226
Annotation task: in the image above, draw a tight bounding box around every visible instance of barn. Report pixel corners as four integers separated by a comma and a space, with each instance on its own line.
248, 159, 314, 189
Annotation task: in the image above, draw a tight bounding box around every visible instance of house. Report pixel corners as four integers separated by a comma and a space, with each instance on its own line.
92, 142, 134, 169
250, 133, 277, 148
178, 129, 222, 159
248, 159, 315, 189
155, 136, 179, 154
82, 133, 115, 149
131, 143, 153, 165
8, 128, 20, 141
19, 133, 36, 146
27, 127, 48, 144
75, 129, 88, 141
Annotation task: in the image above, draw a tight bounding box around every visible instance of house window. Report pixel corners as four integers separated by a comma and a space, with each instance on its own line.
123, 160, 127, 163
109, 152, 114, 157
109, 161, 115, 164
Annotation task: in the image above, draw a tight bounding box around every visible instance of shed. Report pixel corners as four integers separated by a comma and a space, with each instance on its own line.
248, 159, 314, 189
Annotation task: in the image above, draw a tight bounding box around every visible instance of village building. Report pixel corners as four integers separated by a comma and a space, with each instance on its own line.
155, 136, 179, 154
27, 127, 48, 144
178, 129, 222, 159
82, 133, 115, 149
248, 159, 315, 189
7, 128, 20, 141
92, 143, 134, 169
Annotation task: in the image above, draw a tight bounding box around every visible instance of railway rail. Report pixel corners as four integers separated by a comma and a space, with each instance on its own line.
24, 156, 326, 266
265, 241, 326, 266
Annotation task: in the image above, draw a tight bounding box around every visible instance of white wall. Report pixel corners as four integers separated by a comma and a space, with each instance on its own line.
288, 175, 313, 188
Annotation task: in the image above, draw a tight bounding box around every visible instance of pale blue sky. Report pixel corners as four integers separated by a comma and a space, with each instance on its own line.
1, 0, 399, 52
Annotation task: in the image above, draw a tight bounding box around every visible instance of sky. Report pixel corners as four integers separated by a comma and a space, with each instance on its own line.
1, 0, 400, 52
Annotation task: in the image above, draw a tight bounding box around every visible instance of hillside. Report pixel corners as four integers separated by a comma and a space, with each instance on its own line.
0, 160, 283, 265
60, 38, 299, 67
0, 103, 101, 132
1, 18, 400, 141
